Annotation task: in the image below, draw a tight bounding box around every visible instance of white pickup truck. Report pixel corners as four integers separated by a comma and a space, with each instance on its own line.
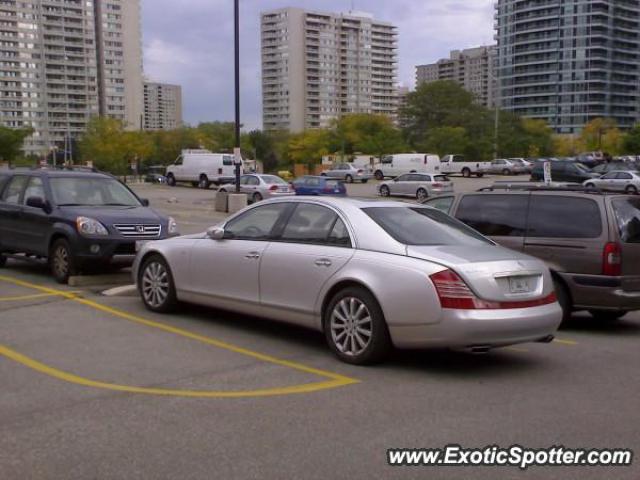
440, 154, 490, 178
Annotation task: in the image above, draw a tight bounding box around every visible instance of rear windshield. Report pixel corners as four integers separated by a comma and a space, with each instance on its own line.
262, 175, 287, 185
613, 197, 640, 243
433, 175, 450, 182
364, 207, 493, 246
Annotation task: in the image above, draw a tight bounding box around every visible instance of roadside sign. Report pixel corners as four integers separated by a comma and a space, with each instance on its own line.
233, 147, 243, 165
543, 161, 552, 184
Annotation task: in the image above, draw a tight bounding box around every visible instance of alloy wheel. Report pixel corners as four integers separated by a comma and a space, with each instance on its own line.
380, 185, 390, 197
330, 297, 373, 357
416, 188, 428, 201
142, 261, 170, 309
53, 245, 69, 279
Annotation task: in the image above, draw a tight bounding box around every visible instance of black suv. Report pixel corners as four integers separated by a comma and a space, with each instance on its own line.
0, 168, 178, 283
530, 161, 600, 183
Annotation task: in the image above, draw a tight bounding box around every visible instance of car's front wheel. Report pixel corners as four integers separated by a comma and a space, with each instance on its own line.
625, 185, 638, 195
379, 185, 390, 197
50, 238, 77, 284
461, 168, 471, 178
252, 192, 263, 203
324, 286, 391, 365
345, 174, 354, 183
139, 255, 177, 313
416, 188, 428, 201
166, 174, 176, 187
374, 170, 384, 181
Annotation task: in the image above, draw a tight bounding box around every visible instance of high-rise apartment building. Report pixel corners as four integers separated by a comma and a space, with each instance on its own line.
495, 0, 640, 133
0, 0, 143, 156
143, 81, 183, 131
261, 7, 398, 132
416, 46, 497, 107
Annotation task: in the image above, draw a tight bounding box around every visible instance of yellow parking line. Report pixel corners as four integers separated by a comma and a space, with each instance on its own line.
0, 292, 81, 302
0, 275, 359, 398
553, 338, 578, 346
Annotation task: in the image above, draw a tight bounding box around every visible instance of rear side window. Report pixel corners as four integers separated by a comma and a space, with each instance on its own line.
433, 175, 449, 182
223, 155, 233, 166
456, 195, 528, 237
1, 175, 28, 204
326, 180, 341, 188
527, 196, 602, 239
423, 196, 454, 214
613, 198, 640, 243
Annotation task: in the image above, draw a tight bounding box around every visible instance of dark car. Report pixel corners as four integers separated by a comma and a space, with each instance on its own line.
422, 189, 640, 322
291, 176, 347, 196
0, 168, 178, 284
531, 161, 599, 183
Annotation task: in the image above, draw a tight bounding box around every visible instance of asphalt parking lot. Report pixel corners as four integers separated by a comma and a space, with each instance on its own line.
2, 175, 639, 479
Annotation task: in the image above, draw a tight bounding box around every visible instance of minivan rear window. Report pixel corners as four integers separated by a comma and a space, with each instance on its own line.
613, 198, 640, 243
527, 196, 602, 239
456, 194, 528, 237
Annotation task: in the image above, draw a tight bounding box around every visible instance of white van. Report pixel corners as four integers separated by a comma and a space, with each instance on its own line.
440, 154, 490, 178
166, 150, 241, 189
373, 154, 440, 180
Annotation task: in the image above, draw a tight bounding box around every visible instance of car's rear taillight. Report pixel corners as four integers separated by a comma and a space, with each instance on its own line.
430, 269, 557, 310
432, 182, 442, 188
357, 169, 363, 174
289, 182, 296, 191
603, 242, 622, 276
269, 185, 279, 192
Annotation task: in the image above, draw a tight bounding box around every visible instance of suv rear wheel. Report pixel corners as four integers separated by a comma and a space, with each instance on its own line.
50, 238, 77, 284
588, 310, 628, 322
374, 170, 384, 181
553, 279, 572, 324
198, 175, 210, 189
461, 168, 471, 178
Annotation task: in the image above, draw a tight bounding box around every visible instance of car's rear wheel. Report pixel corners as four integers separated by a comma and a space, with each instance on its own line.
50, 239, 77, 285
345, 174, 354, 183
198, 175, 210, 189
416, 188, 428, 201
139, 255, 177, 313
553, 279, 572, 324
461, 168, 471, 178
361, 179, 368, 184
374, 170, 384, 181
502, 169, 511, 176
166, 174, 176, 187
585, 182, 596, 189
379, 185, 390, 197
588, 310, 628, 322
252, 192, 263, 203
324, 286, 391, 365
476, 172, 484, 178
625, 185, 638, 195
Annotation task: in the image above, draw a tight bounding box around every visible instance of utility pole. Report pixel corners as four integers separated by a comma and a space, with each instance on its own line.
233, 0, 241, 193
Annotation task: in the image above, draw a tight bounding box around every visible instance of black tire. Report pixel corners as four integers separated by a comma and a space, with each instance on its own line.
416, 188, 428, 201
625, 185, 638, 195
462, 168, 471, 178
219, 188, 227, 194
324, 286, 391, 365
50, 238, 77, 285
379, 185, 390, 197
345, 174, 354, 184
198, 175, 210, 189
252, 192, 263, 203
320, 173, 327, 177
138, 255, 177, 313
502, 169, 511, 176
374, 170, 384, 181
166, 174, 176, 187
588, 310, 628, 322
476, 172, 484, 178
0, 252, 6, 268
585, 183, 596, 189
361, 179, 368, 184
553, 279, 572, 324
191, 182, 199, 188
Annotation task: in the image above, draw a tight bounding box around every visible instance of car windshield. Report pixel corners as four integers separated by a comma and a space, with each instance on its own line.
50, 177, 141, 207
261, 175, 287, 185
613, 198, 640, 243
364, 207, 493, 246
573, 163, 591, 173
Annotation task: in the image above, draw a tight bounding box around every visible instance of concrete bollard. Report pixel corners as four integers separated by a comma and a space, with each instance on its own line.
227, 193, 248, 214
215, 191, 229, 212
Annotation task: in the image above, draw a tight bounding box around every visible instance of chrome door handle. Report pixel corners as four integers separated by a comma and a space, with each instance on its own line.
245, 252, 260, 259
315, 259, 332, 267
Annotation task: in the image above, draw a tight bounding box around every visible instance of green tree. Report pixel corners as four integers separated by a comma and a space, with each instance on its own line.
421, 126, 469, 157
0, 126, 34, 167
332, 114, 405, 160
78, 117, 129, 174
288, 129, 331, 166
623, 124, 640, 154
580, 118, 619, 152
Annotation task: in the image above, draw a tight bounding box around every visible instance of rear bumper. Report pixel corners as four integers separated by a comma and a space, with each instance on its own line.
562, 273, 640, 311
389, 303, 562, 349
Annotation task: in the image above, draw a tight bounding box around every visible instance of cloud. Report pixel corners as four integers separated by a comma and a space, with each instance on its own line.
141, 0, 495, 129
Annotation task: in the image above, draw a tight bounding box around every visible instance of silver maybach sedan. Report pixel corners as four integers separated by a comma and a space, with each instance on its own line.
133, 198, 562, 365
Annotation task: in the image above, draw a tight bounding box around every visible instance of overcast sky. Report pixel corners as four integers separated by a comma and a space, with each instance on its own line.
141, 0, 495, 130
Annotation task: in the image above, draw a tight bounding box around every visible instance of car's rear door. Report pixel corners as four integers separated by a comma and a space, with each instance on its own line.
185, 203, 291, 312
20, 176, 50, 255
0, 175, 29, 250
259, 203, 354, 326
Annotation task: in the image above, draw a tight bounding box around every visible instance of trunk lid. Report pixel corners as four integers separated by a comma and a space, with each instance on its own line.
407, 245, 552, 302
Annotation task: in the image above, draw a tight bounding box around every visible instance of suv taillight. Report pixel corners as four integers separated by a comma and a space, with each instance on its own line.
430, 269, 557, 310
603, 242, 622, 276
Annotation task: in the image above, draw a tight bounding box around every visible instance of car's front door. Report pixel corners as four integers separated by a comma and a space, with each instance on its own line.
186, 203, 291, 312
20, 176, 50, 255
391, 174, 409, 195
259, 203, 355, 326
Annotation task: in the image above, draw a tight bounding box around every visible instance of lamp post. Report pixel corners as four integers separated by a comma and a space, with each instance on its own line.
233, 0, 241, 193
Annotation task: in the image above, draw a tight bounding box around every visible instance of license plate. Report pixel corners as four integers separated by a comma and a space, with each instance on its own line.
509, 276, 532, 294
135, 241, 148, 252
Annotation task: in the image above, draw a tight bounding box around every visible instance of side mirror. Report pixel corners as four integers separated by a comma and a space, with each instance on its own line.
140, 198, 150, 207
206, 226, 226, 240
26, 196, 48, 212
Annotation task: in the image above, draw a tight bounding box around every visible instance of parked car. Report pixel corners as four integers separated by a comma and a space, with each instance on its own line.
166, 149, 241, 189
584, 171, 640, 194
482, 159, 527, 176
378, 173, 453, 201
531, 160, 599, 183
577, 152, 604, 168
0, 168, 178, 284
439, 154, 489, 178
218, 174, 294, 203
144, 166, 166, 184
590, 162, 636, 176
509, 158, 533, 173
321, 163, 372, 183
372, 153, 441, 180
134, 197, 561, 364
291, 176, 347, 196
422, 189, 640, 322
